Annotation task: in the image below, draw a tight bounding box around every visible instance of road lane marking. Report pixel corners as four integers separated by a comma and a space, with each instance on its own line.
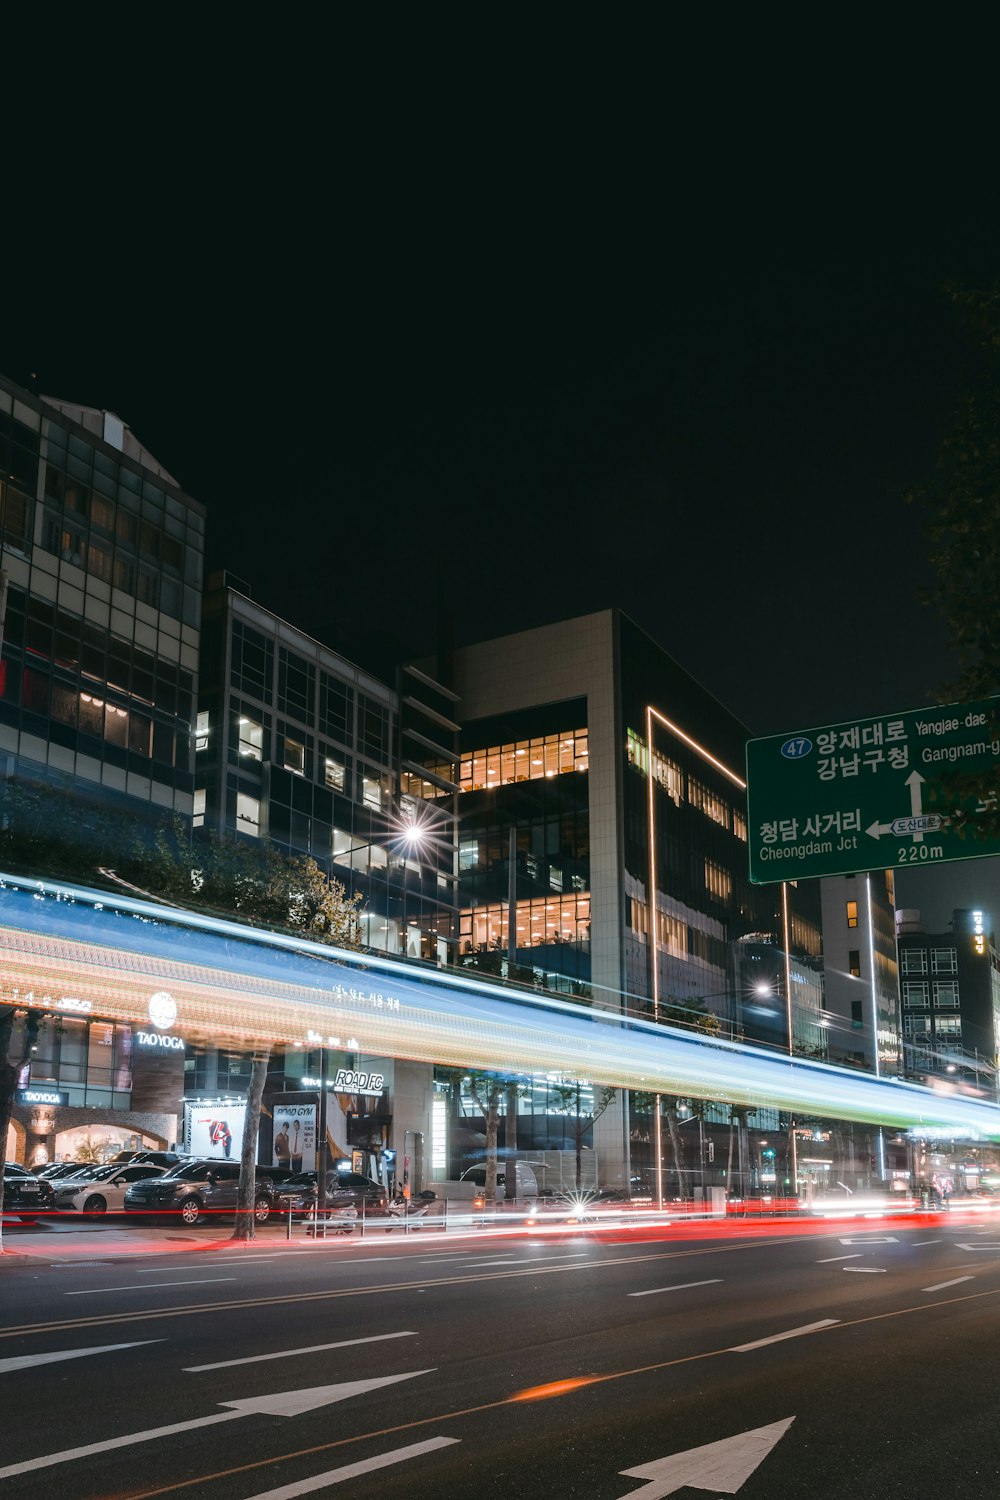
843, 1267, 886, 1273
240, 1437, 461, 1497
923, 1276, 975, 1292
116, 1289, 1000, 1500
816, 1253, 862, 1262
618, 1417, 795, 1496
628, 1279, 722, 1298
66, 1278, 236, 1295
838, 1236, 898, 1244
527, 1251, 592, 1260
731, 1319, 839, 1352
0, 1372, 437, 1480
186, 1332, 418, 1372
0, 1238, 803, 1341
0, 1341, 163, 1376
463, 1257, 521, 1266
911, 1240, 942, 1246
150, 1257, 283, 1268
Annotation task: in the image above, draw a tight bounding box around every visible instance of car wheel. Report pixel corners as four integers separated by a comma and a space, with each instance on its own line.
253, 1197, 271, 1224
83, 1195, 107, 1216
180, 1197, 202, 1226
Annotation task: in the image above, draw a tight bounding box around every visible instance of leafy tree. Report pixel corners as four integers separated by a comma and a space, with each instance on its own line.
548, 1078, 616, 1191
908, 281, 1000, 834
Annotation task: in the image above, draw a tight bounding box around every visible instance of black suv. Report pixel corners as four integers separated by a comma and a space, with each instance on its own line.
123, 1158, 281, 1226
2, 1162, 54, 1221
275, 1170, 387, 1219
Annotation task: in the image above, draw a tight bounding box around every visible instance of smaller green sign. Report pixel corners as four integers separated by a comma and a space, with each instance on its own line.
746, 696, 1000, 884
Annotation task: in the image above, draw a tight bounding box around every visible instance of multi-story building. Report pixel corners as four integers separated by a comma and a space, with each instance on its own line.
820, 870, 901, 1074
896, 907, 1000, 1097
0, 376, 203, 822
196, 573, 456, 963
410, 610, 826, 1190
1, 373, 205, 1164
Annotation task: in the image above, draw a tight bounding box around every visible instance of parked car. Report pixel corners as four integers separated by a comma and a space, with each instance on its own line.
110, 1150, 188, 1169
274, 1169, 388, 1219
52, 1163, 167, 1216
2, 1162, 54, 1221
36, 1162, 91, 1181
123, 1158, 281, 1226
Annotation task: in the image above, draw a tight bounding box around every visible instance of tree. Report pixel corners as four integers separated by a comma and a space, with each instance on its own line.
549, 1079, 616, 1191
0, 1006, 44, 1253
230, 873, 365, 1242
908, 281, 1000, 835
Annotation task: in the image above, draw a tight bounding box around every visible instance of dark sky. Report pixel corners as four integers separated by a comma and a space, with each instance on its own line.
4, 42, 998, 926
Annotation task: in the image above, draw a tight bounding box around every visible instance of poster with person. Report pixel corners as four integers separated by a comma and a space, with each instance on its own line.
186, 1103, 247, 1159
273, 1102, 316, 1173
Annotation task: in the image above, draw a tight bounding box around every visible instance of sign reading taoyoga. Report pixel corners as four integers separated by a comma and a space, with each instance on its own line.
17, 1087, 69, 1107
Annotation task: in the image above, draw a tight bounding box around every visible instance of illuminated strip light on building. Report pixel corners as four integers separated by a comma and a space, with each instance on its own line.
2, 870, 1000, 1140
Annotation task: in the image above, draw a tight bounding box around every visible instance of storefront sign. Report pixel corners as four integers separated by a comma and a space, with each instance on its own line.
147, 990, 178, 1030
135, 1031, 185, 1051
17, 1087, 69, 1107
333, 1068, 384, 1092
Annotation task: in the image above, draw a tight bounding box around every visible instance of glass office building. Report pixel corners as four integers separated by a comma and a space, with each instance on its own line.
0, 375, 203, 824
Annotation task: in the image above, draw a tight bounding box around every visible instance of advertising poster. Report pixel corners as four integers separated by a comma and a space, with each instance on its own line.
186, 1103, 247, 1159
273, 1101, 317, 1173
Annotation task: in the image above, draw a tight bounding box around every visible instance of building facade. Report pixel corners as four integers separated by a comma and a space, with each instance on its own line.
411, 610, 826, 1191
896, 907, 1000, 1098
820, 869, 901, 1074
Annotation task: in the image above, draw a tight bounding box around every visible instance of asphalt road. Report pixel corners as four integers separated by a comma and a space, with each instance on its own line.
3, 1211, 1000, 1498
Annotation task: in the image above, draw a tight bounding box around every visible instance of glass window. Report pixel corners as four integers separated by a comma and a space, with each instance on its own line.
323, 755, 345, 790
848, 948, 861, 978
278, 648, 314, 720
903, 982, 929, 1007
901, 948, 927, 974
238, 716, 263, 760
284, 736, 305, 774
934, 981, 960, 1007
236, 792, 260, 835
846, 900, 858, 929
931, 948, 957, 974
359, 695, 390, 760
934, 1015, 962, 1037
231, 623, 273, 699
362, 773, 383, 809
319, 673, 353, 743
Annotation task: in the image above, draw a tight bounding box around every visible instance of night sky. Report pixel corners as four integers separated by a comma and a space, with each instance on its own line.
4, 57, 998, 923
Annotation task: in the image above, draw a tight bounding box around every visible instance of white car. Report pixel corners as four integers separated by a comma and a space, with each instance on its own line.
52, 1162, 167, 1216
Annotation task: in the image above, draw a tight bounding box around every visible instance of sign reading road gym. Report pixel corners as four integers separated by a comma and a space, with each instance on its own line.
746, 695, 1000, 883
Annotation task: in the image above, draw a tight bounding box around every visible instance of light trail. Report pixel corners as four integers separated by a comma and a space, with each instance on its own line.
3, 869, 1000, 1138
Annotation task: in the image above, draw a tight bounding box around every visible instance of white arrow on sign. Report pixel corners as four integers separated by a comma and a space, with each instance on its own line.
0, 1370, 434, 1480
616, 1416, 795, 1497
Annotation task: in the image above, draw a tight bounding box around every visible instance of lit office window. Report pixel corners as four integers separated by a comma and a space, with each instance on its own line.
846, 900, 858, 929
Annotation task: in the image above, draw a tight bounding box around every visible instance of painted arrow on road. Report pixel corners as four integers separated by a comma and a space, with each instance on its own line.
0, 1370, 435, 1481
0, 1340, 164, 1377
616, 1417, 795, 1497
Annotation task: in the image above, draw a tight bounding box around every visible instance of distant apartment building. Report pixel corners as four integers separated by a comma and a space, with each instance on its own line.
896, 907, 1000, 1096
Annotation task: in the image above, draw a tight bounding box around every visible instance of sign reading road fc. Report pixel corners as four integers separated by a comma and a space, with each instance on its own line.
746, 694, 1000, 884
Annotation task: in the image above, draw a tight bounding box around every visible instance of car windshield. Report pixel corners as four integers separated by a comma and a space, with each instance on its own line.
161, 1162, 211, 1181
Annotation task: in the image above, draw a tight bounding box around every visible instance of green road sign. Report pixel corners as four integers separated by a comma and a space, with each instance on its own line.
746, 696, 1000, 883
